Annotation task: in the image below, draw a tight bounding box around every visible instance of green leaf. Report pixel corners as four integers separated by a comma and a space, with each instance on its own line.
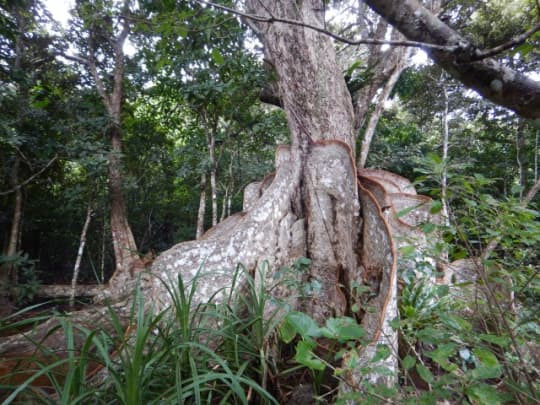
295, 340, 325, 371
211, 48, 224, 65
295, 256, 312, 268
421, 222, 437, 234
416, 363, 434, 384
428, 343, 457, 372
465, 383, 503, 405
320, 317, 365, 342
440, 314, 472, 331
478, 334, 510, 348
471, 348, 502, 379
402, 355, 416, 370
436, 284, 449, 298
427, 152, 442, 165
279, 319, 296, 343
430, 200, 443, 214
284, 311, 321, 338
371, 344, 391, 363
399, 245, 416, 256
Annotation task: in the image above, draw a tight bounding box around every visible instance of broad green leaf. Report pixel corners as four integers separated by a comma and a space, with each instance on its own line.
399, 245, 416, 256
465, 383, 503, 405
428, 343, 457, 372
421, 222, 437, 234
295, 340, 325, 371
440, 314, 472, 331
471, 348, 502, 379
416, 363, 434, 384
430, 200, 443, 214
478, 334, 510, 348
402, 355, 416, 370
320, 317, 365, 342
284, 311, 321, 338
211, 48, 224, 65
279, 319, 296, 343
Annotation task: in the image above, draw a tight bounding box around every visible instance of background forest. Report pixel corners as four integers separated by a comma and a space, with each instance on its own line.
0, 0, 539, 403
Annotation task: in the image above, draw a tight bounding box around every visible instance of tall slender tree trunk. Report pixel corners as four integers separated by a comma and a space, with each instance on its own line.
205, 120, 218, 227
1, 159, 22, 313
80, 1, 143, 286
196, 172, 207, 239
534, 129, 538, 184
1, 8, 25, 307
70, 204, 93, 309
358, 49, 410, 167
516, 122, 527, 201
441, 83, 450, 227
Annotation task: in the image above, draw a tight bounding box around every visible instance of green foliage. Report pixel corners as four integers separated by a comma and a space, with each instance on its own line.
393, 159, 540, 404
1, 265, 281, 404
0, 252, 40, 305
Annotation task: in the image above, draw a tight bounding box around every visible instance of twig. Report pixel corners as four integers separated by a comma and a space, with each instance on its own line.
0, 154, 58, 195
472, 21, 540, 60
194, 0, 457, 52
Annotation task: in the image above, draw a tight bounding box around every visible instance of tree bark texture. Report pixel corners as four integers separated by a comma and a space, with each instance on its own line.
196, 172, 207, 239
146, 0, 407, 390
107, 126, 143, 286
358, 47, 410, 168
365, 0, 540, 119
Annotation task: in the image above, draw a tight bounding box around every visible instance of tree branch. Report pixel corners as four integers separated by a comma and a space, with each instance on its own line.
364, 0, 540, 119
193, 0, 457, 52
0, 155, 58, 196
473, 21, 540, 60
111, 0, 131, 122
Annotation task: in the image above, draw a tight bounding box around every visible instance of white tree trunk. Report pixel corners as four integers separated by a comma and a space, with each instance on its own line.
70, 204, 93, 309
358, 48, 410, 167
196, 172, 207, 239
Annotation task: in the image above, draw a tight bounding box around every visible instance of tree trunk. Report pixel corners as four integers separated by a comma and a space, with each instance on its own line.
441, 82, 450, 228
516, 122, 527, 201
81, 1, 143, 290
70, 204, 93, 309
106, 125, 144, 288
146, 0, 399, 391
196, 172, 207, 239
0, 158, 22, 315
358, 48, 410, 167
205, 117, 218, 227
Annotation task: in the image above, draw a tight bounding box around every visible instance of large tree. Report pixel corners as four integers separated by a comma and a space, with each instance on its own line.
2, 0, 539, 397
67, 0, 144, 285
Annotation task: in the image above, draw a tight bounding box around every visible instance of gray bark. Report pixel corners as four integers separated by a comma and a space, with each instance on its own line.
70, 204, 93, 309
358, 47, 410, 167
196, 172, 207, 239
365, 0, 540, 119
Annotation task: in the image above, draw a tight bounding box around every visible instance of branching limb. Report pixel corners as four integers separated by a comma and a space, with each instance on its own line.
193, 0, 456, 52
473, 21, 540, 60
0, 155, 58, 196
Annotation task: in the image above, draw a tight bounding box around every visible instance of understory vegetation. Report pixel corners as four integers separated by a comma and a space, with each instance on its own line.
1, 0, 539, 403
2, 169, 539, 403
